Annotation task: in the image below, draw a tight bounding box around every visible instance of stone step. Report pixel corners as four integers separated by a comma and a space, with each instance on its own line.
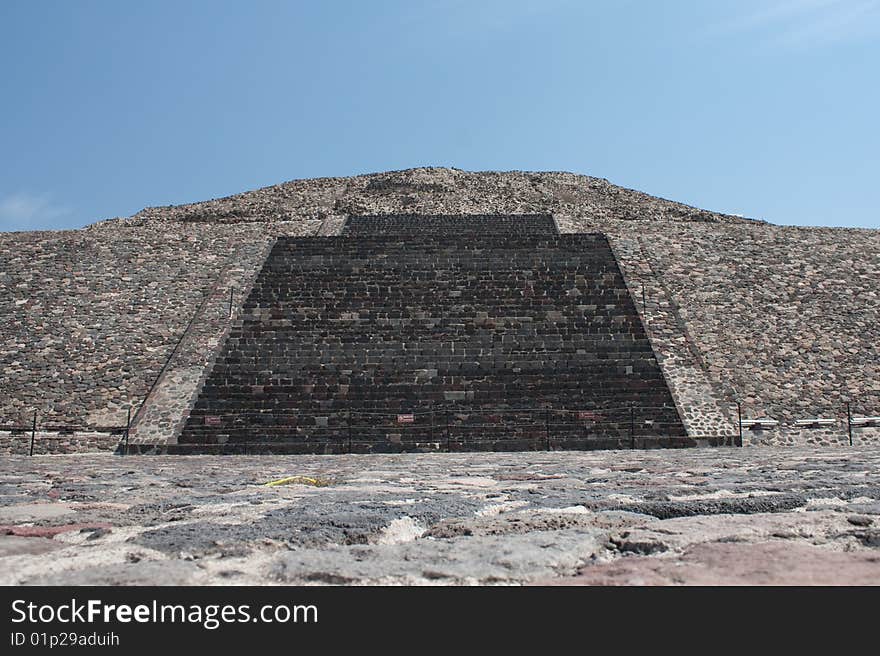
178, 223, 688, 450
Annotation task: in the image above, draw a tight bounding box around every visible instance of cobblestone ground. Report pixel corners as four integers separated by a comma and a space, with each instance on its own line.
1, 448, 878, 585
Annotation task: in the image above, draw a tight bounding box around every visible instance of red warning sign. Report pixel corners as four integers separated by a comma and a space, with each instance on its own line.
205, 416, 221, 426
397, 414, 415, 424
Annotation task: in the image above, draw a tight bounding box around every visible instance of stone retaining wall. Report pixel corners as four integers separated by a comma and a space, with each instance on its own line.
177, 227, 687, 452
597, 229, 737, 443
127, 237, 275, 445
0, 431, 120, 455
0, 221, 319, 430
743, 425, 880, 447
559, 217, 880, 447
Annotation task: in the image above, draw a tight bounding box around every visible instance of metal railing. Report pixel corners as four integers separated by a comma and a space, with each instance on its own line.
0, 408, 131, 456
3, 398, 877, 455
732, 399, 879, 447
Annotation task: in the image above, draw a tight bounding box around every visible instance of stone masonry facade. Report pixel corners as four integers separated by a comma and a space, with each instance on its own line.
173, 219, 687, 453
126, 237, 276, 445
0, 431, 119, 456
1, 168, 877, 450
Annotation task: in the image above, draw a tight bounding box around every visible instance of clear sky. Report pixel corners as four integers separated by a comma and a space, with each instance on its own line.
1, 0, 878, 231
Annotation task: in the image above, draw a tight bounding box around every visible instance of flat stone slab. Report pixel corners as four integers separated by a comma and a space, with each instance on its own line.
1, 523, 112, 538
0, 446, 878, 585
270, 528, 607, 585
23, 560, 202, 586
0, 502, 76, 523
0, 535, 64, 557
543, 542, 880, 586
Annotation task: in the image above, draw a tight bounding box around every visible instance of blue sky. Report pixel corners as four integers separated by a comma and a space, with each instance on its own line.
1, 0, 878, 231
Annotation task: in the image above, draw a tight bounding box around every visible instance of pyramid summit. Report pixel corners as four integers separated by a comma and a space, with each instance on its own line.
125, 167, 750, 227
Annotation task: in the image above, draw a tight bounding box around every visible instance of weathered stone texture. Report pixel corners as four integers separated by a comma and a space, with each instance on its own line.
0, 432, 119, 455
0, 222, 318, 429
1, 167, 877, 449
1, 448, 879, 585
127, 237, 275, 445
557, 217, 880, 445
176, 226, 686, 452
599, 231, 737, 442
629, 222, 877, 440
128, 168, 739, 227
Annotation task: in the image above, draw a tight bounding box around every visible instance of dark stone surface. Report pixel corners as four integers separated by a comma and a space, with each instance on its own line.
605, 494, 808, 519
341, 213, 558, 236
177, 218, 685, 452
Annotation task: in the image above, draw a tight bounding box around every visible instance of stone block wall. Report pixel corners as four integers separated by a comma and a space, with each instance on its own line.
0, 431, 120, 456
557, 216, 880, 446
126, 237, 275, 445
177, 225, 686, 453
2, 167, 877, 450
0, 221, 319, 431
342, 213, 558, 237
597, 230, 738, 443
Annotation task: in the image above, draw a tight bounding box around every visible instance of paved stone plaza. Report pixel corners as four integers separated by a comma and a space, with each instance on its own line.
1, 447, 878, 585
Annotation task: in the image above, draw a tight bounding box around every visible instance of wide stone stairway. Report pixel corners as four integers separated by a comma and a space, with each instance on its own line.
176, 215, 688, 453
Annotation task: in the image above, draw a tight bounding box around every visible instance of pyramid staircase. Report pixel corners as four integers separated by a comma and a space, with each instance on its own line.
173, 215, 689, 453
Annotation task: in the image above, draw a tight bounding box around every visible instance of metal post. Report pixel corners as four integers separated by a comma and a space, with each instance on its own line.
630, 403, 635, 449
846, 402, 853, 447
445, 411, 451, 452
545, 409, 551, 451
348, 412, 353, 454
29, 410, 36, 457
124, 406, 131, 455
736, 401, 743, 448
641, 283, 646, 310
228, 287, 234, 318
429, 410, 434, 445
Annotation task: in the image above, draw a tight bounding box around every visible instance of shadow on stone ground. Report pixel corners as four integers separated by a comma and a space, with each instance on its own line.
0, 447, 878, 585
